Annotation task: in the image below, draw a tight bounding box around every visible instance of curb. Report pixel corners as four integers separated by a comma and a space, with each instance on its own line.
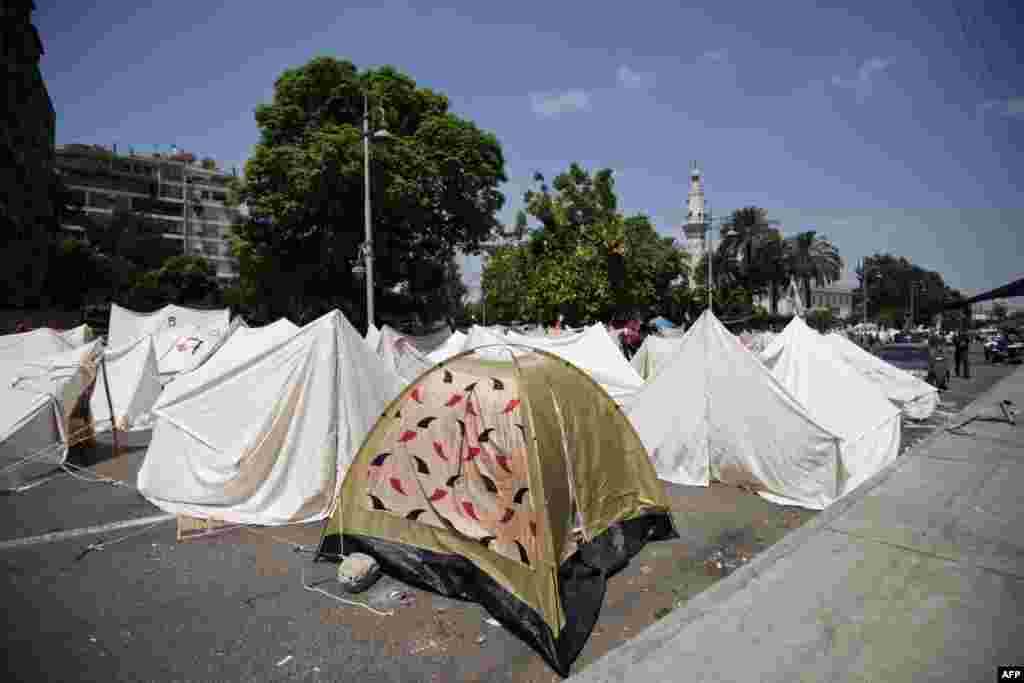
569, 363, 1024, 680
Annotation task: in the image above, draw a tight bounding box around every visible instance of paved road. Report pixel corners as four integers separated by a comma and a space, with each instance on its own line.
0, 346, 1016, 682
899, 346, 1014, 453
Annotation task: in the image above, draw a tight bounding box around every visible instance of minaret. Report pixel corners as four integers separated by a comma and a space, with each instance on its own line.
681, 161, 708, 265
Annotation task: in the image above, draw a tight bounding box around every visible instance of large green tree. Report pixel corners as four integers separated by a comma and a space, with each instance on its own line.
229, 57, 507, 326
854, 253, 958, 326
482, 164, 688, 324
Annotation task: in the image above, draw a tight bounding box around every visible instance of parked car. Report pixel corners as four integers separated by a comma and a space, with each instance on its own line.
877, 343, 950, 390
984, 331, 1024, 363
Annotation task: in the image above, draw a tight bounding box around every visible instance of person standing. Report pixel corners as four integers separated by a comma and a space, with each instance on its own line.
954, 330, 970, 378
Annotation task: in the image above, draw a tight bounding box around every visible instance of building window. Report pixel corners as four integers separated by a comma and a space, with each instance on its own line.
160, 183, 183, 199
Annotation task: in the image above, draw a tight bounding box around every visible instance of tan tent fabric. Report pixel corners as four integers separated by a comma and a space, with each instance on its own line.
323, 348, 671, 638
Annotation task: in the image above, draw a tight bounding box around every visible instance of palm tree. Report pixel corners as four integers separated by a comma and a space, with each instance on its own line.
717, 207, 781, 293
785, 230, 843, 308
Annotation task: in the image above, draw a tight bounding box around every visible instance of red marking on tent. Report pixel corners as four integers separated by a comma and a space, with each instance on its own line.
461, 502, 480, 521
389, 478, 407, 495
428, 488, 448, 502
495, 455, 512, 473
444, 394, 463, 408
410, 386, 423, 404
432, 441, 448, 460
500, 508, 515, 523
502, 399, 521, 414
465, 446, 481, 461
398, 430, 417, 443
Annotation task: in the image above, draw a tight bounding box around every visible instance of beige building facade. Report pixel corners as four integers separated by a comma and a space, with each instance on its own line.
56, 144, 241, 281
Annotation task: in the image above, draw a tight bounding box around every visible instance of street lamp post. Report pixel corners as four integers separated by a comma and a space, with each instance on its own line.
361, 92, 393, 329
704, 205, 737, 312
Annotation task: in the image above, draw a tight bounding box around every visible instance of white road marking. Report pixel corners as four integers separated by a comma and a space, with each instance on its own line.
0, 513, 174, 552
7, 469, 64, 492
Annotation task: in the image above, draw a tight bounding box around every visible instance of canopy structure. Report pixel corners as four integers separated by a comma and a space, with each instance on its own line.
319, 346, 675, 676
823, 332, 938, 420
760, 317, 902, 502
1, 333, 100, 489
626, 310, 844, 509
630, 334, 686, 381
137, 310, 404, 526
944, 276, 1024, 308
425, 330, 468, 364
496, 324, 646, 407
90, 336, 162, 433
376, 325, 434, 386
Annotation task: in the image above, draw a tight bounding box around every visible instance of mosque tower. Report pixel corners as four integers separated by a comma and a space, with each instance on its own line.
681, 161, 708, 265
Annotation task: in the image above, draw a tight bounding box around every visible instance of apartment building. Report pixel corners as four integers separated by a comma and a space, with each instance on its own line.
55, 144, 241, 282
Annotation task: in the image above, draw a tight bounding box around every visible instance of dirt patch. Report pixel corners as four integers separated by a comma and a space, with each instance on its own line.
87, 450, 144, 483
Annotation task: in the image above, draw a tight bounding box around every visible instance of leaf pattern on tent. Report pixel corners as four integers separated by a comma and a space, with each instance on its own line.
365, 364, 536, 567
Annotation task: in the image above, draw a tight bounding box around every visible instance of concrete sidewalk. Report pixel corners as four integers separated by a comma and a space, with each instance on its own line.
571, 365, 1024, 683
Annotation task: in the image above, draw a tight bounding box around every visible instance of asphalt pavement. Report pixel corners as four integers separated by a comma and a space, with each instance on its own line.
0, 345, 1016, 682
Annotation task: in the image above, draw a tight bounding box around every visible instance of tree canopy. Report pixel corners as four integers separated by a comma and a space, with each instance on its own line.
481, 163, 689, 324
228, 56, 507, 327
855, 253, 959, 327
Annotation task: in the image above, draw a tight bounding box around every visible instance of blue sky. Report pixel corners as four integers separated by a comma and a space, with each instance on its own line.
38, 0, 1023, 299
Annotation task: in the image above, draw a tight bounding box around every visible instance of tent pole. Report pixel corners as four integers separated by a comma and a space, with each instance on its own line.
100, 354, 119, 459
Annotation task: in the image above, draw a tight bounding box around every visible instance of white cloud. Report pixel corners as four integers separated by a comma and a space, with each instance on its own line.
529, 90, 592, 118
700, 49, 728, 64
980, 96, 1024, 118
616, 65, 656, 90
831, 57, 892, 102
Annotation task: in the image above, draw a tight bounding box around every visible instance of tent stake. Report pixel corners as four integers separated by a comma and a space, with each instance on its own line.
100, 353, 119, 459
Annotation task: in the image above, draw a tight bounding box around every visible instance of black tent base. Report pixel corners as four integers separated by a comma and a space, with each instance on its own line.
318, 512, 677, 677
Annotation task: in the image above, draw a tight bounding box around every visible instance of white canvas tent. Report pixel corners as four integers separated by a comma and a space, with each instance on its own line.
108, 303, 230, 349
466, 324, 646, 407
376, 325, 434, 386
186, 318, 300, 380
630, 334, 686, 380
150, 319, 235, 379
760, 316, 902, 501
626, 310, 844, 509
90, 336, 163, 433
137, 310, 404, 526
107, 304, 233, 379
1, 334, 100, 489
364, 323, 381, 352
425, 330, 467, 364
406, 325, 454, 355
58, 324, 94, 347
822, 332, 938, 420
